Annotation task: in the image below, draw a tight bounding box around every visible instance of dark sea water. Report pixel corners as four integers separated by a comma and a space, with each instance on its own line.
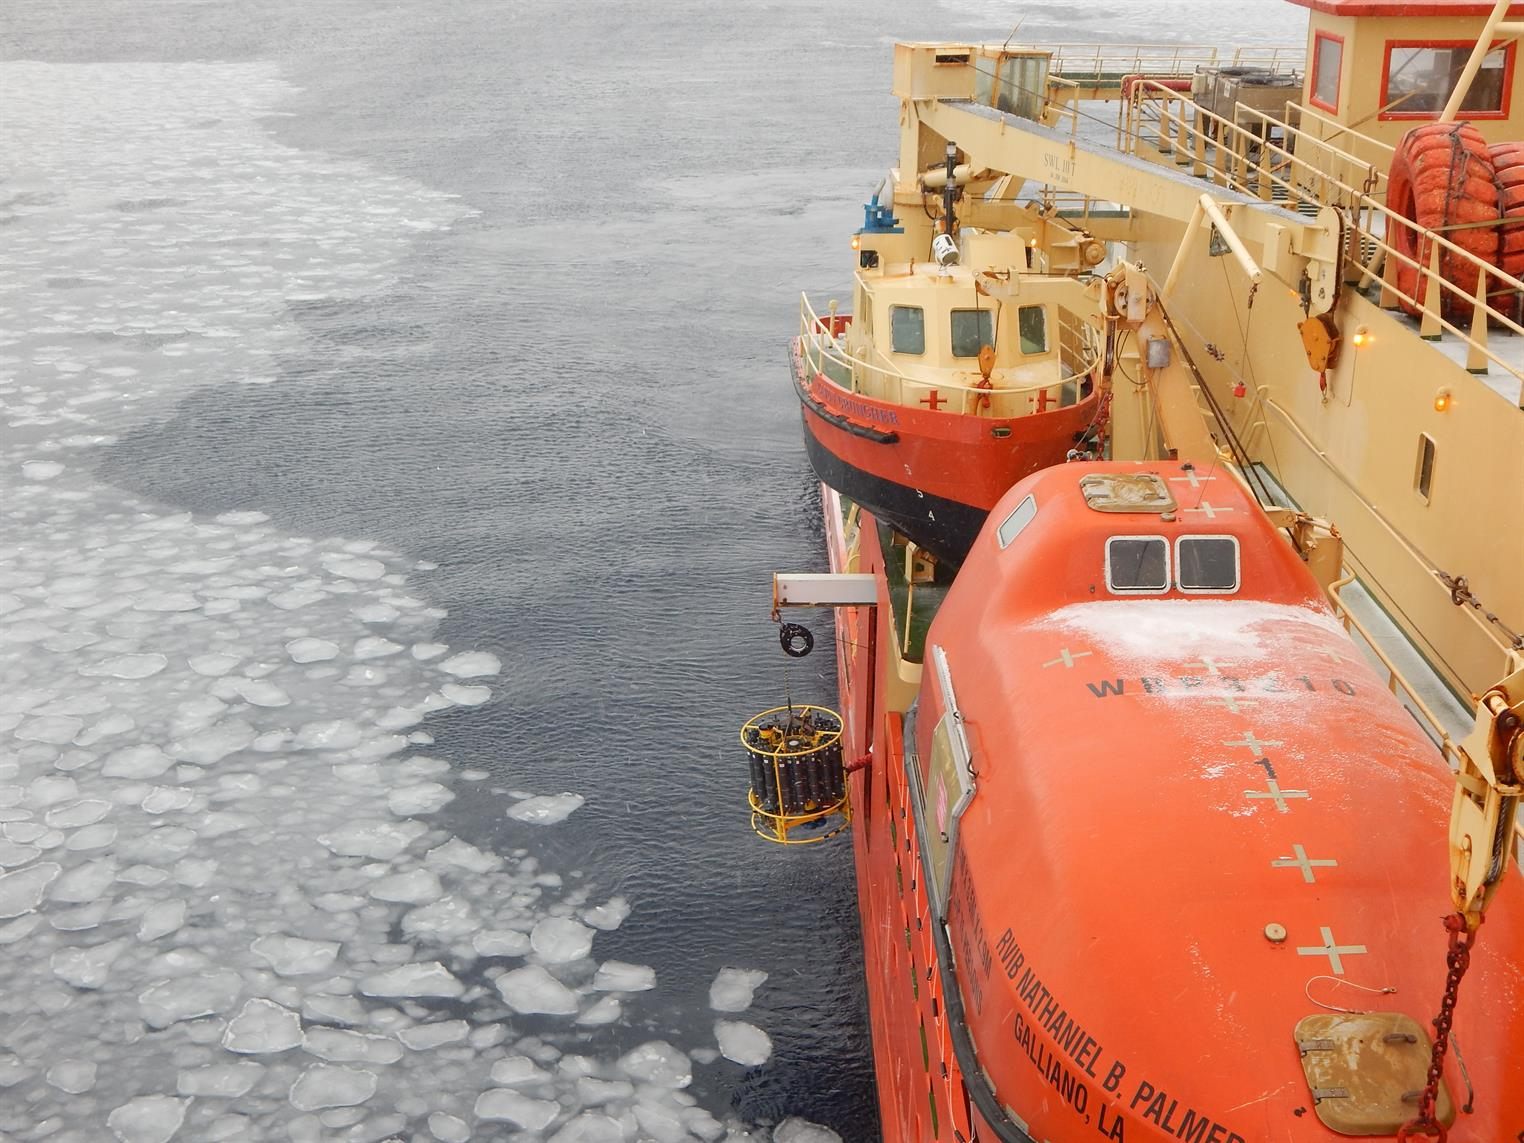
0, 2, 1303, 1139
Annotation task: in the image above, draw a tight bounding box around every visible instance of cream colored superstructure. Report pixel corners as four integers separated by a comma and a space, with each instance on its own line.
1297, 4, 1524, 166
881, 17, 1524, 711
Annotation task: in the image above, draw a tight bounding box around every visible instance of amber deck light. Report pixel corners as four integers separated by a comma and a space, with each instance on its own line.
1434, 387, 1452, 413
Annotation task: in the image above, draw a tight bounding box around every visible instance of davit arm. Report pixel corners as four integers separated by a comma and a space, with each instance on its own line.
1449, 663, 1524, 931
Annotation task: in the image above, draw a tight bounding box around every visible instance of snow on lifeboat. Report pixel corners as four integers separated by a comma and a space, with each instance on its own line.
791, 145, 1105, 568
878, 461, 1523, 1142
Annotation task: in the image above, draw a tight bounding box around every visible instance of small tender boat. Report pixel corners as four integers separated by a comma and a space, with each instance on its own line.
792, 169, 1105, 566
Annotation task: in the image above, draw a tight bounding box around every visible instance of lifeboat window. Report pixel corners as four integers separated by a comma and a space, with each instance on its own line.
1105, 535, 1169, 594
995, 494, 1037, 549
1175, 536, 1240, 594
950, 309, 994, 357
1381, 43, 1510, 119
1017, 304, 1047, 355
1310, 32, 1342, 113
890, 305, 925, 355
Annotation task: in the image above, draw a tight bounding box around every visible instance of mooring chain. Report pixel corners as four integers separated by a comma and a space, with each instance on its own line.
1397, 914, 1480, 1142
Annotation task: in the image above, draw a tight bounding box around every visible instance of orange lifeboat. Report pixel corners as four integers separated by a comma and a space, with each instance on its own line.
834, 462, 1524, 1142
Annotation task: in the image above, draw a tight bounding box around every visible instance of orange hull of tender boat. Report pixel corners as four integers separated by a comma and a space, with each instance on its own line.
823, 462, 1524, 1143
792, 336, 1101, 565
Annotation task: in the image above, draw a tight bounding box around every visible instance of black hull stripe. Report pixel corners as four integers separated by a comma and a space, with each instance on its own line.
801, 413, 986, 567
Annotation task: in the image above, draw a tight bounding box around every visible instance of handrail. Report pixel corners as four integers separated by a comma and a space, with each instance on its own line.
1259, 394, 1520, 673
1125, 79, 1524, 401
798, 293, 1103, 418
1046, 42, 1300, 79
1328, 575, 1456, 753
1294, 103, 1398, 162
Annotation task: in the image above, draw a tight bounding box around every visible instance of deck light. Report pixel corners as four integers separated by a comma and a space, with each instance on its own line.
1351, 327, 1369, 348
1434, 387, 1452, 413
851, 234, 861, 251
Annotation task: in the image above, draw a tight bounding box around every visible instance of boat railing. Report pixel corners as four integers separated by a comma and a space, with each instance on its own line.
1126, 79, 1524, 404
797, 293, 1103, 418
1046, 42, 1300, 83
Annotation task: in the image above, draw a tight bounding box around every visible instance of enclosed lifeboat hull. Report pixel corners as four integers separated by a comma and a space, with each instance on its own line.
820, 466, 1524, 1143
792, 336, 1100, 566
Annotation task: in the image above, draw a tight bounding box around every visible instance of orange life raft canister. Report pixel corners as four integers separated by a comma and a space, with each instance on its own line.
1386, 122, 1500, 318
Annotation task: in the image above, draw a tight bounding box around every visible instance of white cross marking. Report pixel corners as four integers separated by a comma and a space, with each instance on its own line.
1042, 648, 1092, 669
1185, 655, 1225, 676
1214, 694, 1256, 715
1272, 844, 1339, 883
1244, 779, 1310, 813
1170, 470, 1215, 489
1224, 731, 1282, 754
1297, 926, 1368, 975
1184, 501, 1233, 519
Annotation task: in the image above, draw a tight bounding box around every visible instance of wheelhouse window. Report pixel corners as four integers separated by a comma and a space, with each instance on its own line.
950, 308, 994, 357
1105, 536, 1169, 594
1017, 304, 1048, 355
1310, 31, 1343, 112
1381, 42, 1512, 119
890, 305, 925, 354
1175, 536, 1240, 593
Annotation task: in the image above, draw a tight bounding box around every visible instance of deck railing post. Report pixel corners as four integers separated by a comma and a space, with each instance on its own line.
1378, 234, 1401, 310
1256, 129, 1273, 201
1468, 270, 1491, 373
1419, 239, 1444, 339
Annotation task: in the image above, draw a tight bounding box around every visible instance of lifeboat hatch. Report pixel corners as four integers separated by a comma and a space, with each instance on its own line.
1077, 472, 1176, 514
1292, 1013, 1454, 1136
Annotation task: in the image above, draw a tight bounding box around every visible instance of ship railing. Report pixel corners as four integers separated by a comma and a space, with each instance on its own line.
1023, 188, 1126, 224
1327, 576, 1458, 754
797, 293, 1104, 419
1046, 42, 1300, 83
1126, 79, 1524, 403
1291, 103, 1398, 166
1126, 80, 1386, 210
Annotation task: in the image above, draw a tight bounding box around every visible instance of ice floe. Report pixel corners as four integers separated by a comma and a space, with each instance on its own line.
774, 1119, 844, 1143
496, 964, 581, 1014
507, 791, 586, 824
716, 1021, 774, 1067
710, 967, 769, 1012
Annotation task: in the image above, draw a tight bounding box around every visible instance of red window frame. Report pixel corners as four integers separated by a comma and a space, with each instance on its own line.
1309, 30, 1345, 113
1379, 39, 1515, 121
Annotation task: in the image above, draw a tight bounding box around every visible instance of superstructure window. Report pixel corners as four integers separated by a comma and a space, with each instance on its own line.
891, 305, 925, 354
996, 494, 1037, 549
1176, 536, 1240, 593
1311, 32, 1343, 112
1415, 433, 1437, 502
1381, 42, 1511, 119
1018, 305, 1048, 354
950, 309, 994, 357
1105, 536, 1169, 594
